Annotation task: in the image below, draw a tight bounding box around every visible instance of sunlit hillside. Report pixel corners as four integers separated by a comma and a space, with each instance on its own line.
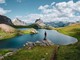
55, 23, 80, 40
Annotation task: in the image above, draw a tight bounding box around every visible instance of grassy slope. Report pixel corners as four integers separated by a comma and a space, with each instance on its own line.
55, 23, 80, 40
1, 23, 80, 60
20, 28, 37, 34
3, 46, 55, 60
55, 23, 80, 60
0, 49, 11, 55
0, 28, 37, 40
0, 29, 17, 40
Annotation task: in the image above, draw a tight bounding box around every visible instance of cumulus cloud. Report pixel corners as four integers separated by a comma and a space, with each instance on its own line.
17, 0, 80, 23
0, 7, 11, 15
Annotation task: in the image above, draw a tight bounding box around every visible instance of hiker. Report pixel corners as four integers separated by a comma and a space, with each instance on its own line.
44, 31, 47, 40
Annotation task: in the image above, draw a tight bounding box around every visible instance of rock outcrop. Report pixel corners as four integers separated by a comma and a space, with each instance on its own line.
35, 19, 46, 28
24, 39, 54, 48
30, 28, 38, 34
0, 15, 13, 26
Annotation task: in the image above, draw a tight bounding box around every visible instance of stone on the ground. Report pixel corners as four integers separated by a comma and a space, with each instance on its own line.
0, 55, 4, 60
27, 42, 36, 47
41, 39, 54, 46
25, 39, 54, 47
4, 52, 13, 57
30, 28, 38, 34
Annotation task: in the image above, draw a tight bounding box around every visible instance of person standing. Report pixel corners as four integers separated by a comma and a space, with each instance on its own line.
44, 31, 47, 40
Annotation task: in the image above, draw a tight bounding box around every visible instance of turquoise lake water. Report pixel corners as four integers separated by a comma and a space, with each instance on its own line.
0, 29, 78, 49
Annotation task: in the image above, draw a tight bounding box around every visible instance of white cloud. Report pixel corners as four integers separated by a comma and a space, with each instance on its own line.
0, 0, 5, 3
16, 0, 80, 23
0, 7, 11, 15
17, 0, 22, 3
15, 16, 23, 18
16, 14, 44, 23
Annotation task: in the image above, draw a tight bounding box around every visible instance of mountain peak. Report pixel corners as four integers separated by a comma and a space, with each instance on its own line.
0, 15, 13, 26
12, 18, 27, 26
35, 18, 46, 28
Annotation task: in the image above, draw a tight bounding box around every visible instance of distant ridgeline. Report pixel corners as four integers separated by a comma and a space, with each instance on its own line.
0, 15, 27, 28
0, 15, 14, 26
0, 15, 75, 29
45, 21, 70, 27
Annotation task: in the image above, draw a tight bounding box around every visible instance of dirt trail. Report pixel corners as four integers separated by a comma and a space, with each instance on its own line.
50, 45, 60, 60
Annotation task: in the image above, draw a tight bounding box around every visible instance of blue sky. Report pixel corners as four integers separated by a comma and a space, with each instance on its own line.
0, 0, 80, 22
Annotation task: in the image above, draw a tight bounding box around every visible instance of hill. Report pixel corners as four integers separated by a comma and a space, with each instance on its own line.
45, 21, 70, 27
54, 23, 80, 60
0, 24, 16, 33
1, 23, 80, 60
0, 15, 13, 26
0, 24, 17, 40
55, 23, 80, 40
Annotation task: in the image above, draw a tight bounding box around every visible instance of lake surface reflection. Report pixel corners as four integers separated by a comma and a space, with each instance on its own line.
0, 29, 78, 49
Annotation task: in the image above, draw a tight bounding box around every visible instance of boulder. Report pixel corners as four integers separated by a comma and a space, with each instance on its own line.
30, 28, 38, 34
27, 42, 36, 47
4, 52, 13, 57
41, 39, 54, 46
0, 55, 4, 60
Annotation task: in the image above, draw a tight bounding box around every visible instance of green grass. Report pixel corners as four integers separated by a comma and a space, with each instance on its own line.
55, 23, 80, 40
55, 23, 80, 60
3, 46, 55, 60
1, 23, 80, 60
20, 29, 32, 34
57, 45, 80, 60
20, 28, 37, 34
0, 29, 17, 40
0, 28, 37, 40
0, 49, 11, 55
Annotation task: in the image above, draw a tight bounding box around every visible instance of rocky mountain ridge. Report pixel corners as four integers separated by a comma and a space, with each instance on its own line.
0, 15, 13, 26
12, 18, 27, 26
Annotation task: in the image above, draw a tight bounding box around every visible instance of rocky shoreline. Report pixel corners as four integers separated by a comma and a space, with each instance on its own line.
23, 39, 54, 49
0, 49, 18, 60
0, 39, 54, 60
